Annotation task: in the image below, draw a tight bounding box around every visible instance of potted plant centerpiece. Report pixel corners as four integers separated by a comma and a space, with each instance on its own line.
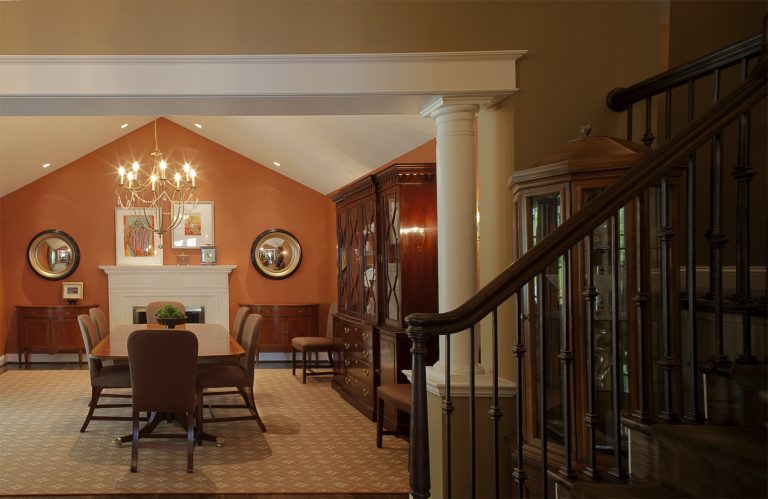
155, 304, 187, 329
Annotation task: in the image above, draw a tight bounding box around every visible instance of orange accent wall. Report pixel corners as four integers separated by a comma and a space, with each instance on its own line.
0, 119, 436, 359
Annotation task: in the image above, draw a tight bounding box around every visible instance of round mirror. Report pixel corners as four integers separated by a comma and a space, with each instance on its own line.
251, 228, 302, 280
27, 229, 80, 280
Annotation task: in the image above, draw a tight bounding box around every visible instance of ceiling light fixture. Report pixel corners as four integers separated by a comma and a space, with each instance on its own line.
120, 123, 129, 129
115, 117, 198, 248
194, 123, 203, 129
42, 163, 51, 168
272, 161, 281, 167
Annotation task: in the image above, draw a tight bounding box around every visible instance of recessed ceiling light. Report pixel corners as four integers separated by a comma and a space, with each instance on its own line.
42, 163, 51, 168
194, 123, 203, 129
273, 161, 281, 167
120, 123, 129, 129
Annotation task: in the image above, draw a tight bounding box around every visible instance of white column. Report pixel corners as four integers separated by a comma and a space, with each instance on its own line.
421, 96, 492, 375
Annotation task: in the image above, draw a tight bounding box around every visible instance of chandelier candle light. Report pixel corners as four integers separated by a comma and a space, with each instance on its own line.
115, 118, 199, 249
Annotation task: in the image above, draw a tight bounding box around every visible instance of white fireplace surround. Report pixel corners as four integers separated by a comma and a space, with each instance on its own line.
99, 265, 236, 329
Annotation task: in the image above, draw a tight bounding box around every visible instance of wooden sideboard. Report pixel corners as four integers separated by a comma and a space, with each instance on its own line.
240, 304, 319, 360
16, 304, 96, 368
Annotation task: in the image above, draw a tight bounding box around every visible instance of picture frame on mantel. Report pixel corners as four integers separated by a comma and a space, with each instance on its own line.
115, 207, 163, 266
171, 201, 214, 249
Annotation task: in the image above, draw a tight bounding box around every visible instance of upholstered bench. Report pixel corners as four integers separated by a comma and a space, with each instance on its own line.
290, 336, 334, 384
376, 383, 412, 447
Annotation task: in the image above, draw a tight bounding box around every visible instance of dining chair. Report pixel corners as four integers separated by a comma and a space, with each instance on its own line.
127, 329, 202, 473
89, 307, 108, 342
145, 301, 186, 324
199, 306, 250, 370
197, 314, 267, 431
76, 314, 133, 433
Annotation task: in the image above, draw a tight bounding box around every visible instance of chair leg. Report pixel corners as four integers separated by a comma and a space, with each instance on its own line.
130, 410, 140, 473
328, 350, 334, 369
302, 351, 307, 384
244, 386, 267, 432
376, 396, 385, 448
80, 387, 101, 433
186, 411, 195, 473
291, 348, 296, 376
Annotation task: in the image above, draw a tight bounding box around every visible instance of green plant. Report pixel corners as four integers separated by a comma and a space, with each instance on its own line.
155, 304, 184, 319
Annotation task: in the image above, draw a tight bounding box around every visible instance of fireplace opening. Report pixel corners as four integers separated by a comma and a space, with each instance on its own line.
132, 306, 205, 324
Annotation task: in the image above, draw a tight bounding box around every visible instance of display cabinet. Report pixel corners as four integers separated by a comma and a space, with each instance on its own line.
332, 163, 438, 424
508, 134, 674, 486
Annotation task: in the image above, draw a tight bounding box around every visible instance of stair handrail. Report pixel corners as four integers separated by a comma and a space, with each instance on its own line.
607, 32, 762, 111
405, 54, 766, 338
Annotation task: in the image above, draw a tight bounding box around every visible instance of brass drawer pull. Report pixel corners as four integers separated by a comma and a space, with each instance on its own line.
343, 342, 350, 350
363, 388, 369, 397
362, 332, 370, 341
362, 350, 369, 359
344, 359, 351, 367
344, 327, 350, 335
345, 376, 351, 385
363, 369, 369, 377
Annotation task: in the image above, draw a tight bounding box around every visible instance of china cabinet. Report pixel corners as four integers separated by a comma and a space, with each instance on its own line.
332, 163, 438, 425
509, 135, 680, 491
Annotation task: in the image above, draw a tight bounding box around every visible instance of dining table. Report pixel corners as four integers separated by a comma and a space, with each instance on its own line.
90, 323, 245, 446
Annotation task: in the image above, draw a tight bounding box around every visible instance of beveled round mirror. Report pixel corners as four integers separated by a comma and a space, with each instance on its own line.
27, 229, 80, 280
251, 228, 302, 280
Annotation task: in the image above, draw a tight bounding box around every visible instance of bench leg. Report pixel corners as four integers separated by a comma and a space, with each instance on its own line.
302, 351, 307, 384
291, 348, 296, 376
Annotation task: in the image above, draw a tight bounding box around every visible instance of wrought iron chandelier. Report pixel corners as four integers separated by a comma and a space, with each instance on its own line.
115, 118, 198, 247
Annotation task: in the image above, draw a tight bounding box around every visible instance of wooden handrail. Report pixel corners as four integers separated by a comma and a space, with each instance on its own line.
405, 55, 766, 337
606, 33, 761, 111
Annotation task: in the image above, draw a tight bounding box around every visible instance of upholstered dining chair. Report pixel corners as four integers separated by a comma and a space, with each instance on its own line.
145, 301, 186, 324
89, 307, 109, 342
76, 315, 133, 432
197, 314, 267, 432
231, 306, 250, 343
127, 329, 202, 473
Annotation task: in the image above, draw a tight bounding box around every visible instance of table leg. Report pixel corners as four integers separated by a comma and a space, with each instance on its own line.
114, 411, 223, 447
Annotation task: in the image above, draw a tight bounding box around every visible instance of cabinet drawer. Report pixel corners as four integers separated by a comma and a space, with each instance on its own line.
342, 372, 374, 407
339, 323, 372, 347
22, 308, 81, 319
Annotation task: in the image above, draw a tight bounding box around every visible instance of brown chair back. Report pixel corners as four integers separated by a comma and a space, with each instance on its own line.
239, 314, 262, 382
231, 306, 250, 343
146, 301, 186, 324
127, 330, 198, 413
77, 314, 103, 379
89, 307, 108, 342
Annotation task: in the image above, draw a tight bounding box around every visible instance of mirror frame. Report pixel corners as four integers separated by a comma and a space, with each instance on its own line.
27, 229, 81, 280
250, 228, 302, 280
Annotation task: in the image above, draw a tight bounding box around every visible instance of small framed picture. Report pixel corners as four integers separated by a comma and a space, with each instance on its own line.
62, 281, 84, 302
200, 245, 217, 265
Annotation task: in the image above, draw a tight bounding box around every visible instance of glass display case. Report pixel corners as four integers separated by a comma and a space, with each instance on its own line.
509, 135, 651, 473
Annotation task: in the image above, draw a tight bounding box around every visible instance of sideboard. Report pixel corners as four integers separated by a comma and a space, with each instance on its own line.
240, 303, 319, 360
16, 304, 96, 368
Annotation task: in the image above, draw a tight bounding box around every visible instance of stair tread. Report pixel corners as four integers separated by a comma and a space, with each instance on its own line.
570, 482, 687, 498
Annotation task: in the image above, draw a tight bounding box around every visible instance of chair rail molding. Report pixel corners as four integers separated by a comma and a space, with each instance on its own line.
99, 265, 236, 329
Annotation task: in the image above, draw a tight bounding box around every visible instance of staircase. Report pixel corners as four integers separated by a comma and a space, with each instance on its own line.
405, 25, 767, 499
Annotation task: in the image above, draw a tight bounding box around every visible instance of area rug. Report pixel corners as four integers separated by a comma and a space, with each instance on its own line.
0, 369, 409, 496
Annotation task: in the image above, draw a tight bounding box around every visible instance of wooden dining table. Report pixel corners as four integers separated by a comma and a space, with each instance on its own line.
91, 323, 245, 446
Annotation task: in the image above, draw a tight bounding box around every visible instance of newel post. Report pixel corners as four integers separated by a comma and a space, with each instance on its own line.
408, 329, 431, 498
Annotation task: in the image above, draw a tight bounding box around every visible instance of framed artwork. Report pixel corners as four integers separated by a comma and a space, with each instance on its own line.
171, 201, 215, 249
115, 208, 163, 265
62, 281, 83, 301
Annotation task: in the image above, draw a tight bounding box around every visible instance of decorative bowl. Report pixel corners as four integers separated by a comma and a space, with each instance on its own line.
156, 316, 187, 329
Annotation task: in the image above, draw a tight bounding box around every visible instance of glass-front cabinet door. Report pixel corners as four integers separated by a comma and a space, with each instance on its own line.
360, 196, 378, 323
380, 188, 401, 327
519, 188, 567, 448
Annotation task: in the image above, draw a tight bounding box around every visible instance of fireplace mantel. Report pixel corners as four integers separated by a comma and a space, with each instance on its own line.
99, 265, 236, 329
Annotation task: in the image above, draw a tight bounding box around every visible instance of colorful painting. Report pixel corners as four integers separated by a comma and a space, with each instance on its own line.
123, 215, 155, 257
184, 213, 202, 236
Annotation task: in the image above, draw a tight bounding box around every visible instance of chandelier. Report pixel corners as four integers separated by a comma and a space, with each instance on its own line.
115, 118, 198, 248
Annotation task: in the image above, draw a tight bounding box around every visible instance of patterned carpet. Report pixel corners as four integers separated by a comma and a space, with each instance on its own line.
0, 369, 409, 496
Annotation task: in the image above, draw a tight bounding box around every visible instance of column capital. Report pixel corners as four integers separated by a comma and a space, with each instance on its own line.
420, 95, 497, 119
